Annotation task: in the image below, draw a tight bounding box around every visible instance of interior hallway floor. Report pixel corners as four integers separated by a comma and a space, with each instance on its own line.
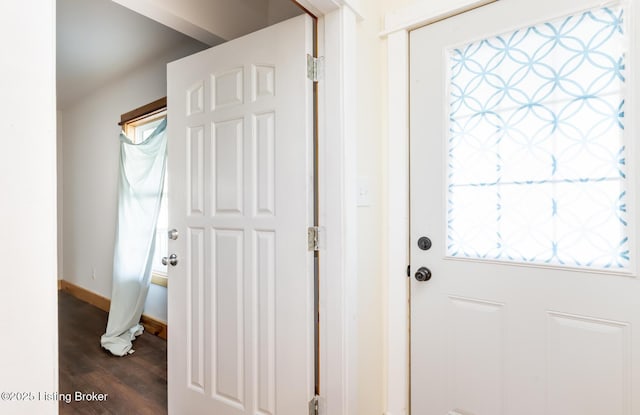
58, 290, 167, 414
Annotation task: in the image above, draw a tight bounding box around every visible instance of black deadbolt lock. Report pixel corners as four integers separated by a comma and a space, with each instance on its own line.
417, 236, 432, 251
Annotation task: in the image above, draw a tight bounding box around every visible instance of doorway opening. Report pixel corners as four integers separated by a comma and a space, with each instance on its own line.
56, 0, 312, 413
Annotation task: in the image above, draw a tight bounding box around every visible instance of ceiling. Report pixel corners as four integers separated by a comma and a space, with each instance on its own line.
57, 0, 209, 108
57, 0, 303, 109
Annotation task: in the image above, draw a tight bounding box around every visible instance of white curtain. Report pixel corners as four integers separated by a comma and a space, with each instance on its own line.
101, 118, 167, 356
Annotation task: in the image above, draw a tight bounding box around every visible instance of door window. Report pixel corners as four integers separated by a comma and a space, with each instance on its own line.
446, 4, 628, 270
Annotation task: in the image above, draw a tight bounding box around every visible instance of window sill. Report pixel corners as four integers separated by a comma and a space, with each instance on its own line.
151, 272, 168, 288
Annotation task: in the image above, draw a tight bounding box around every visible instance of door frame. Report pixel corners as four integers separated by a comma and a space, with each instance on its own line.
303, 3, 361, 414
381, 1, 497, 414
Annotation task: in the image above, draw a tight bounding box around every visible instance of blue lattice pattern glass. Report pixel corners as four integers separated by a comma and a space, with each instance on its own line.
446, 5, 628, 269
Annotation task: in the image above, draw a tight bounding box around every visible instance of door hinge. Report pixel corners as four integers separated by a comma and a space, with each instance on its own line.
307, 54, 325, 82
307, 226, 325, 251
308, 395, 325, 415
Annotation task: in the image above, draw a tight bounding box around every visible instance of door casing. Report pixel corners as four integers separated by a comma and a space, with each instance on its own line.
242, 5, 363, 412
382, 1, 498, 414
311, 6, 360, 415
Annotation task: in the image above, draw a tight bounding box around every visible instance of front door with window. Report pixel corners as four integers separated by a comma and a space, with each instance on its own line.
410, 0, 640, 413
167, 14, 315, 414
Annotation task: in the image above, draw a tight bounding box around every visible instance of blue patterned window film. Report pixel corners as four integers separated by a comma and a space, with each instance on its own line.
447, 5, 628, 270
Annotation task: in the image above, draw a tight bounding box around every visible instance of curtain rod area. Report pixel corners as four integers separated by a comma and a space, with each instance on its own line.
119, 97, 167, 126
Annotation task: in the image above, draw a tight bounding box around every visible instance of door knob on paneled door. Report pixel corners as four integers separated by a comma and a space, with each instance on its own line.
414, 267, 432, 282
162, 254, 178, 266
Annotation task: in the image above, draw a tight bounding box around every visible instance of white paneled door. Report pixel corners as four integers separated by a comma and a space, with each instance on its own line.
167, 15, 314, 415
410, 0, 640, 414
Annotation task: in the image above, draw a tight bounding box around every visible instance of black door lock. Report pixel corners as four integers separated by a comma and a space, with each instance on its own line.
417, 236, 432, 251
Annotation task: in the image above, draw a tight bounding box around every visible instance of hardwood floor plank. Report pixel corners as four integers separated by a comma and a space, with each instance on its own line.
58, 291, 167, 414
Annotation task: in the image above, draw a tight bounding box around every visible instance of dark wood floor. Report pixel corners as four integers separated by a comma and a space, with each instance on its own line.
58, 291, 167, 414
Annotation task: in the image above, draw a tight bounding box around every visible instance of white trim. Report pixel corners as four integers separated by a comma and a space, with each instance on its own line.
383, 1, 500, 414
317, 6, 359, 415
381, 0, 496, 37
304, 3, 359, 414
296, 0, 363, 19
1, 1, 58, 413
384, 29, 410, 415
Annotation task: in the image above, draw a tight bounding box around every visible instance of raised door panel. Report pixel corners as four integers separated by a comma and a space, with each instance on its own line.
168, 14, 313, 415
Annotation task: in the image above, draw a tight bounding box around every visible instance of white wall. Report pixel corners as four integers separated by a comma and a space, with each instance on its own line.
353, 1, 385, 414
0, 1, 58, 413
58, 110, 64, 280
60, 40, 206, 322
